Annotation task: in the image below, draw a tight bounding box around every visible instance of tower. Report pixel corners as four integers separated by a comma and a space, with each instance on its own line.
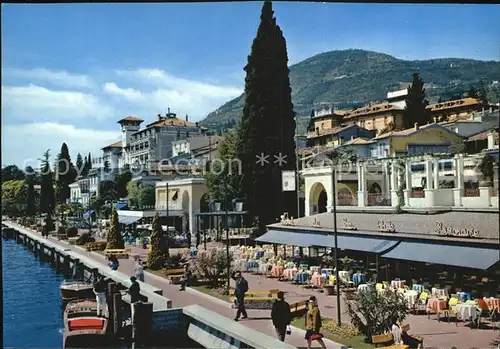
117, 116, 144, 166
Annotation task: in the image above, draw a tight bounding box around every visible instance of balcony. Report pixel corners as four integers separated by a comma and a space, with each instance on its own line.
464, 188, 480, 197
410, 189, 425, 198
338, 194, 357, 206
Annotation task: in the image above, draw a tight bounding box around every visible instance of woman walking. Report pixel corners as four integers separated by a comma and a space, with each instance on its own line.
134, 259, 145, 282
305, 296, 327, 349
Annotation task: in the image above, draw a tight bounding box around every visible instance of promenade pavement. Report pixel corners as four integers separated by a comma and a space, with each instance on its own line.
35, 236, 342, 349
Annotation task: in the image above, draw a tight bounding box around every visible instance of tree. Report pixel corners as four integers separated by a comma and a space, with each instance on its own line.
1, 165, 26, 182
195, 248, 234, 290
467, 85, 479, 99
1, 180, 28, 216
25, 166, 37, 216
126, 181, 155, 209
235, 0, 297, 234
114, 165, 132, 199
55, 142, 75, 204
87, 153, 92, 172
76, 153, 84, 177
39, 150, 56, 216
478, 154, 495, 186
403, 72, 430, 129
478, 79, 489, 106
345, 288, 409, 343
147, 214, 167, 270
106, 209, 124, 249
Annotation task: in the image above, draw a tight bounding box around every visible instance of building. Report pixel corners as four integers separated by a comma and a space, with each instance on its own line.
171, 135, 222, 158
342, 103, 405, 134
466, 128, 499, 155
68, 177, 91, 207
425, 98, 483, 122
386, 88, 408, 109
307, 123, 375, 147
338, 137, 376, 158
92, 109, 206, 171
372, 122, 464, 158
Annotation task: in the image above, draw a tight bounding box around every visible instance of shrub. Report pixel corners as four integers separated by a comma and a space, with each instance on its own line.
66, 227, 78, 238
344, 287, 409, 343
147, 214, 167, 270
106, 209, 124, 249
195, 248, 233, 289
323, 320, 360, 339
166, 252, 185, 268
76, 233, 95, 246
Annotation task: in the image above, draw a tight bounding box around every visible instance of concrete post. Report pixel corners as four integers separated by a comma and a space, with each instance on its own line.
107, 282, 116, 331
453, 155, 464, 207
131, 302, 153, 348
433, 159, 439, 190
113, 292, 122, 337
357, 164, 367, 207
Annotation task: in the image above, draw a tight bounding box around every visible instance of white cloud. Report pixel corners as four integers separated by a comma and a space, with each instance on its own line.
1, 84, 113, 121
4, 68, 95, 88
1, 122, 121, 168
104, 69, 242, 118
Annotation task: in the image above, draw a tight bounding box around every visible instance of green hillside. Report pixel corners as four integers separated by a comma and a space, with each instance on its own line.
201, 49, 500, 132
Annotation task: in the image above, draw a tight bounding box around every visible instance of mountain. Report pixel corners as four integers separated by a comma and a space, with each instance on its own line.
201, 49, 500, 132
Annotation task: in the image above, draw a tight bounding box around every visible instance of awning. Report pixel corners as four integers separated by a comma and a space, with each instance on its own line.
118, 215, 142, 225
256, 229, 399, 253
115, 202, 128, 210
381, 241, 499, 270
83, 210, 95, 218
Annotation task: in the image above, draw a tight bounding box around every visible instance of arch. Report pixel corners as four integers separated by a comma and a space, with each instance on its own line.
337, 187, 355, 206
309, 182, 328, 214
182, 190, 190, 212
200, 193, 210, 213
368, 182, 382, 194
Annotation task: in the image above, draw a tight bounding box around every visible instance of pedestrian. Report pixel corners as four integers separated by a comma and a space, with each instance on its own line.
134, 259, 144, 282
305, 296, 327, 349
231, 270, 249, 321
195, 231, 201, 249
186, 230, 192, 248
179, 264, 192, 291
108, 255, 119, 270
271, 291, 292, 342
126, 276, 141, 303
93, 276, 107, 317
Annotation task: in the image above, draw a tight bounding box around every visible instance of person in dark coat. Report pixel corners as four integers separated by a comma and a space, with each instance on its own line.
186, 231, 192, 248
179, 264, 192, 291
271, 291, 292, 342
195, 231, 201, 249
231, 270, 248, 321
127, 276, 141, 303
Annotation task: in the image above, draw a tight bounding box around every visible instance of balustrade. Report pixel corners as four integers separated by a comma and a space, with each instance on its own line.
410, 189, 425, 198
367, 193, 391, 206
463, 188, 480, 197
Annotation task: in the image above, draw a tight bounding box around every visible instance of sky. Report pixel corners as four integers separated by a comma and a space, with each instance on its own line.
2, 2, 500, 168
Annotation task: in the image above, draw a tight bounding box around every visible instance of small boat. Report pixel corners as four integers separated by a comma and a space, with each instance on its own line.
63, 300, 108, 348
60, 281, 95, 301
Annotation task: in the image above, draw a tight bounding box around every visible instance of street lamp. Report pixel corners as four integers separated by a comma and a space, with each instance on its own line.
225, 176, 230, 294
330, 160, 341, 326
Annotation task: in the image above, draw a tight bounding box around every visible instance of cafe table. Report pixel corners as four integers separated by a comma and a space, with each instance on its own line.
352, 272, 365, 286
283, 268, 298, 281
258, 262, 270, 275
404, 290, 419, 309
484, 297, 500, 311
321, 268, 335, 278
295, 271, 310, 284
357, 283, 370, 293
431, 287, 449, 299
412, 284, 424, 293
339, 270, 351, 283
391, 280, 405, 289
311, 272, 326, 287
455, 303, 480, 324
427, 298, 447, 318
271, 265, 284, 277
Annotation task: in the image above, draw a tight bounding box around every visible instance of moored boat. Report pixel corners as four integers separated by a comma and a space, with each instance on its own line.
60, 281, 95, 301
63, 300, 108, 348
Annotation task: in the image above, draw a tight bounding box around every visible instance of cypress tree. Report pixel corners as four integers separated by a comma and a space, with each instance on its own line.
403, 72, 430, 129
479, 79, 489, 106
25, 166, 36, 216
106, 209, 124, 249
467, 85, 479, 99
76, 153, 84, 178
147, 214, 167, 270
55, 143, 73, 204
236, 0, 297, 234
87, 153, 92, 172
39, 150, 56, 216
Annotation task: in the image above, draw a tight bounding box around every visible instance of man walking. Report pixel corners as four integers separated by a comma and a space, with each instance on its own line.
126, 276, 141, 303
231, 270, 248, 321
271, 291, 292, 342
134, 259, 145, 282
93, 276, 107, 317
179, 264, 192, 291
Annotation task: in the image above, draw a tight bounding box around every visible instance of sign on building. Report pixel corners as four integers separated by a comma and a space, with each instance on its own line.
282, 170, 296, 192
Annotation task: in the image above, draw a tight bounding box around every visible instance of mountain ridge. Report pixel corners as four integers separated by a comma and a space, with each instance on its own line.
202, 49, 500, 131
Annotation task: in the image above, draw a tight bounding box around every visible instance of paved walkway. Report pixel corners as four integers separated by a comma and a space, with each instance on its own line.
35, 237, 341, 349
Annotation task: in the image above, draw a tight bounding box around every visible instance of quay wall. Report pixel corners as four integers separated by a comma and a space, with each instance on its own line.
2, 221, 297, 349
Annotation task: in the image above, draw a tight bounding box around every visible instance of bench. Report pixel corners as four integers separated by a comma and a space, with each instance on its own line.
230, 296, 276, 310
401, 324, 424, 344
104, 248, 131, 259
372, 333, 394, 347
290, 299, 308, 317
165, 268, 185, 284
85, 241, 107, 251
229, 289, 279, 298
68, 237, 79, 245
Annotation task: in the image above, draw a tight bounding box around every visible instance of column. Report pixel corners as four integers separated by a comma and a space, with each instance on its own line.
433, 159, 439, 190
424, 159, 436, 206
390, 162, 399, 207
357, 164, 367, 207
304, 178, 311, 216
404, 161, 412, 207
453, 155, 464, 207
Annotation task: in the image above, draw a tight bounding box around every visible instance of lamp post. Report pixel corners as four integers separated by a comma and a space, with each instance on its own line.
225, 177, 230, 294
331, 159, 341, 326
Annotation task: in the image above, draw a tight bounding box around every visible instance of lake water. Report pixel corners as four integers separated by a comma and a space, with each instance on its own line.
3, 238, 66, 348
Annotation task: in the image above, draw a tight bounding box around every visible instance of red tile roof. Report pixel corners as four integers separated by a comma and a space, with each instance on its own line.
117, 116, 144, 123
